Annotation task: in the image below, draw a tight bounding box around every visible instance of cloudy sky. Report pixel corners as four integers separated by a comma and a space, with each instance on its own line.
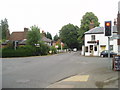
0, 0, 120, 37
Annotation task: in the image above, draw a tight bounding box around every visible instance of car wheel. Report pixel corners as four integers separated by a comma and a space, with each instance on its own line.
101, 55, 104, 57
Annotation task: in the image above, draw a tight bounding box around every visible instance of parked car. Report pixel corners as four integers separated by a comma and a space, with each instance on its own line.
100, 50, 117, 57
73, 48, 77, 52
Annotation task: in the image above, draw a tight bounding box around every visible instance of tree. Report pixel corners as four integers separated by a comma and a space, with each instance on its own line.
78, 12, 100, 47
0, 18, 9, 40
0, 25, 2, 40
59, 23, 79, 49
53, 34, 60, 41
46, 32, 52, 40
27, 25, 41, 46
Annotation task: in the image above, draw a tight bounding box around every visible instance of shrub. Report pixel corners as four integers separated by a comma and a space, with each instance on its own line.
2, 45, 36, 58
2, 42, 51, 57
36, 42, 50, 55
63, 43, 68, 49
50, 46, 57, 54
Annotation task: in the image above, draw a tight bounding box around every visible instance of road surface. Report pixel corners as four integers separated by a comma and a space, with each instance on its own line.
2, 52, 114, 88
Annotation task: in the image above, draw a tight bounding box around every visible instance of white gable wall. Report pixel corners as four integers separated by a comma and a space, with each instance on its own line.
85, 33, 118, 56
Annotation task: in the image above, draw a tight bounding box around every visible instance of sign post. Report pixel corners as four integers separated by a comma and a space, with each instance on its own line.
105, 21, 112, 69
108, 37, 110, 58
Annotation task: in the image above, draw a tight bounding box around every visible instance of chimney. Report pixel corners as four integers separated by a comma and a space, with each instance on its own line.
89, 20, 95, 30
24, 28, 28, 39
42, 30, 46, 37
114, 19, 117, 25
24, 28, 28, 32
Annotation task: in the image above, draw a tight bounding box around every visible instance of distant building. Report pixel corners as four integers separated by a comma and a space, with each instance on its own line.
41, 31, 52, 46
9, 28, 28, 44
1, 28, 52, 48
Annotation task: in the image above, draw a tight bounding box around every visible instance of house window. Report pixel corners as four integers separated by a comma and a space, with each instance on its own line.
94, 46, 97, 51
110, 45, 113, 51
85, 46, 88, 52
91, 35, 95, 41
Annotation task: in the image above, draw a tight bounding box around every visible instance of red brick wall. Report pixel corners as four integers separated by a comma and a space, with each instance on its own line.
117, 39, 120, 46
117, 12, 120, 45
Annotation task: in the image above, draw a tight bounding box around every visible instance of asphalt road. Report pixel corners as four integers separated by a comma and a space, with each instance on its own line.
2, 52, 112, 88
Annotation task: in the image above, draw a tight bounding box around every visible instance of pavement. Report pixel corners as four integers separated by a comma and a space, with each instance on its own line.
47, 57, 119, 88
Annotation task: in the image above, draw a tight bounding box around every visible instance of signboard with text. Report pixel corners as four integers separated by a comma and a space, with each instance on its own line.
112, 55, 120, 71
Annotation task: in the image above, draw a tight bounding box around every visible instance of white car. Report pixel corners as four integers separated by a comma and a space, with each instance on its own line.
73, 48, 77, 52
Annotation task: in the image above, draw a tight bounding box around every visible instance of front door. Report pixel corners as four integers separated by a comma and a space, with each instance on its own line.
90, 45, 94, 56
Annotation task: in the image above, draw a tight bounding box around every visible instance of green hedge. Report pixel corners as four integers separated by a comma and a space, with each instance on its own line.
2, 45, 36, 58
2, 44, 51, 58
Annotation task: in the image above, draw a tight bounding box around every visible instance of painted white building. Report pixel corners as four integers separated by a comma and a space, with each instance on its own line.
82, 25, 118, 56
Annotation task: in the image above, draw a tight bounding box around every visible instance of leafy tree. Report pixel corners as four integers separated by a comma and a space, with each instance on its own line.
59, 23, 79, 49
53, 34, 60, 41
0, 26, 2, 40
46, 32, 52, 40
78, 12, 100, 47
0, 18, 9, 40
27, 25, 41, 46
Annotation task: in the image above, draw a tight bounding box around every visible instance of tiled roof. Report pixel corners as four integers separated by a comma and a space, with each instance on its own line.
18, 39, 27, 45
9, 32, 25, 41
41, 36, 52, 43
85, 25, 117, 34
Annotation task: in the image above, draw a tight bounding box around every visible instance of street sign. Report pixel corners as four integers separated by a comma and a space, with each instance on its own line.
111, 35, 120, 39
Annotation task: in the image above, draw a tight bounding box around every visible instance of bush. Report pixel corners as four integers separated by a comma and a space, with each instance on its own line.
63, 43, 68, 50
50, 46, 57, 54
2, 45, 36, 58
36, 42, 50, 55
2, 42, 51, 57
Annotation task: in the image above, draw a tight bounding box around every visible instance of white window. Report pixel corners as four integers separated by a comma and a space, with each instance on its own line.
91, 35, 95, 41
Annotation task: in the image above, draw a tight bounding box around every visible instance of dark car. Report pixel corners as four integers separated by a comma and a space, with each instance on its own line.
100, 50, 117, 57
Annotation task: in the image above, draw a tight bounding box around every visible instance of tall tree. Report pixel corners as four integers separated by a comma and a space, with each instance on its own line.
53, 34, 59, 41
46, 32, 52, 40
0, 25, 2, 40
27, 25, 41, 46
78, 12, 100, 46
1, 18, 9, 40
59, 23, 79, 49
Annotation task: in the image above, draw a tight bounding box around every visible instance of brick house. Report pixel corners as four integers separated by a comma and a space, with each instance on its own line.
1, 28, 52, 48
117, 1, 120, 54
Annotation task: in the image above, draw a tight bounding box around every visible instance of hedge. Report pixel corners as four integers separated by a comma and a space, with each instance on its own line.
2, 44, 51, 58
2, 45, 36, 58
